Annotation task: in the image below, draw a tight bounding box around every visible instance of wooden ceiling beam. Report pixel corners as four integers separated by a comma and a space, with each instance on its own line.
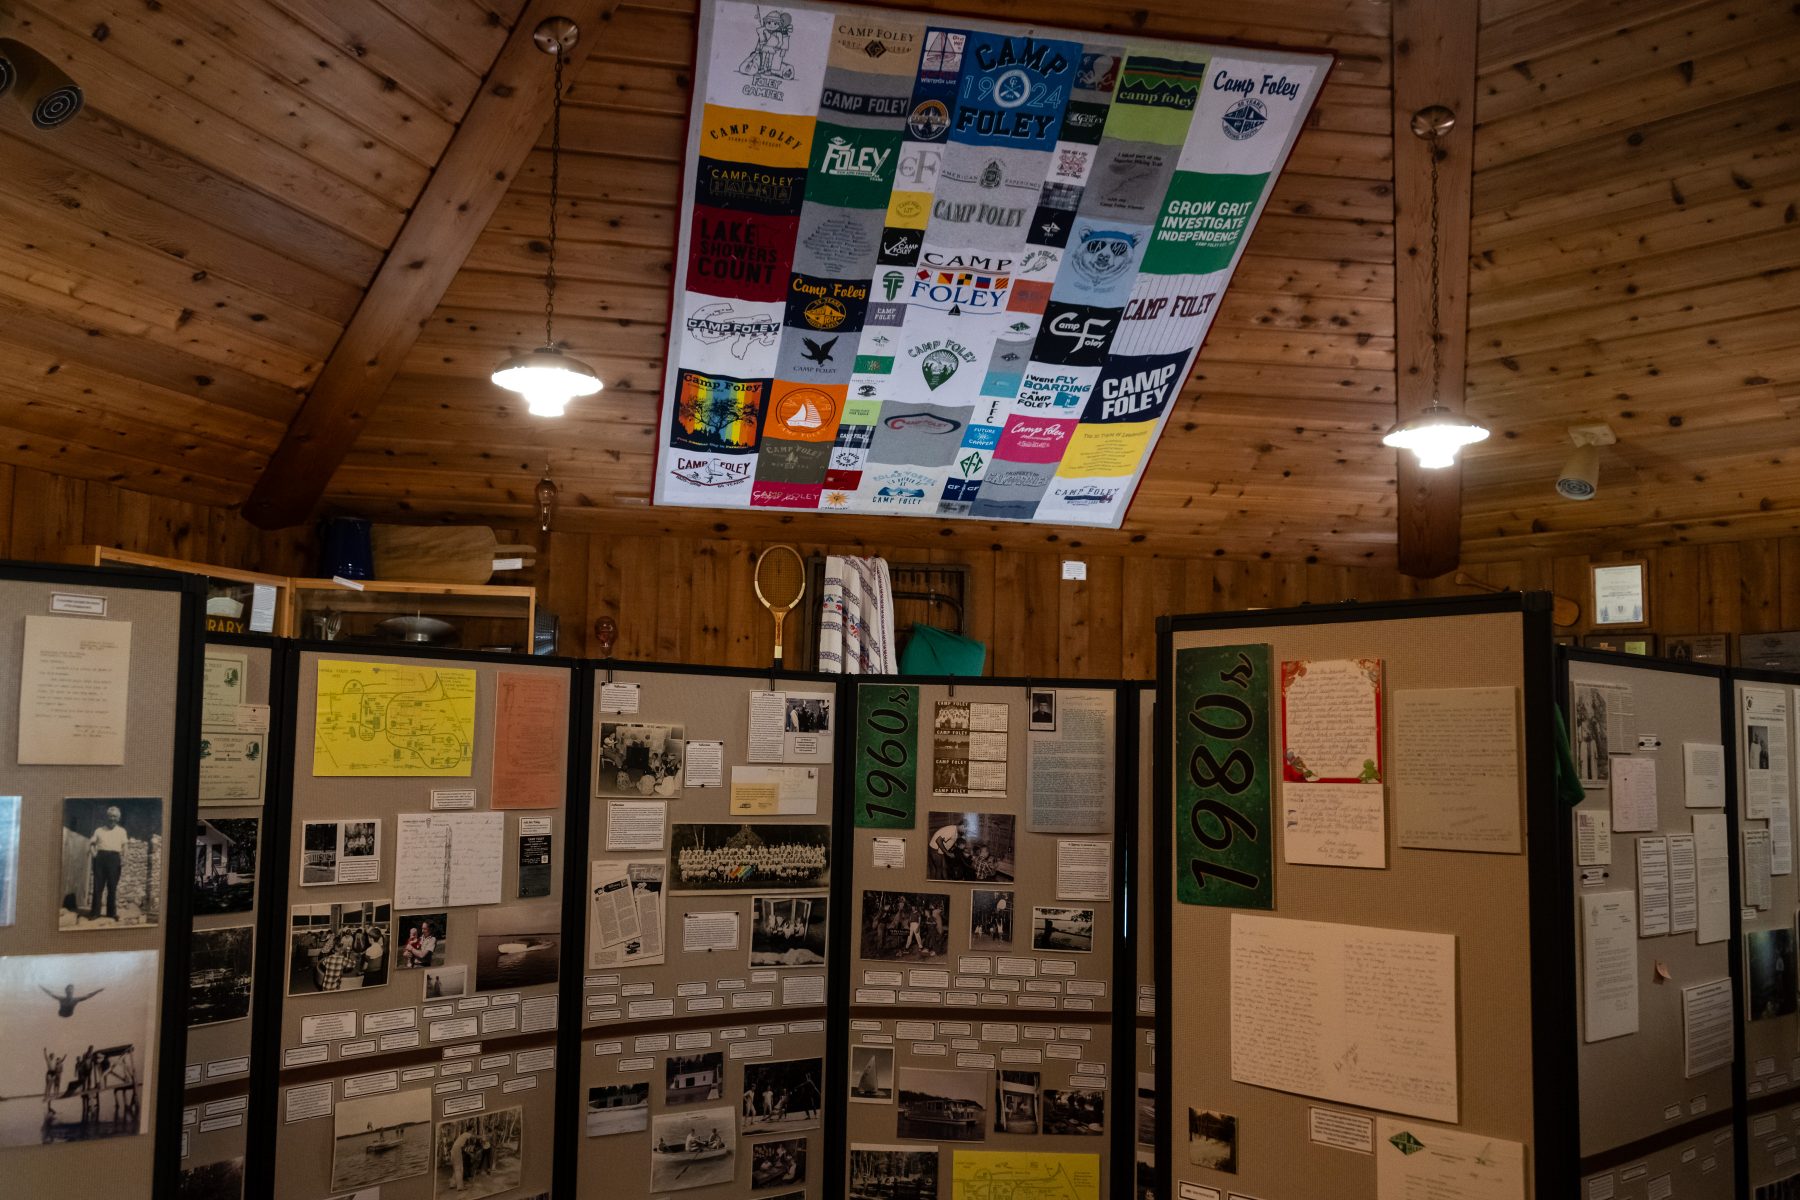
1392, 0, 1478, 579
241, 0, 619, 530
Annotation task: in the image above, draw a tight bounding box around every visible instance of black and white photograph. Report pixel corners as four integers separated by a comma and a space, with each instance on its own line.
742, 1056, 822, 1130
995, 1069, 1040, 1133
1751, 723, 1773, 770
751, 1136, 807, 1190
1571, 682, 1613, 785
850, 1045, 894, 1103
300, 818, 380, 886
667, 1052, 725, 1106
1029, 689, 1057, 732
850, 1146, 937, 1200
192, 817, 258, 917
475, 900, 560, 991
926, 811, 1016, 882
1031, 905, 1096, 953
1043, 1087, 1106, 1135
287, 899, 392, 995
586, 1082, 649, 1137
0, 949, 156, 1146
329, 1086, 431, 1192
785, 695, 831, 734
424, 964, 467, 999
0, 794, 16, 927
187, 924, 254, 1027
970, 889, 1014, 949
59, 797, 162, 931
751, 896, 827, 967
598, 721, 686, 796
1188, 1107, 1238, 1172
1136, 1072, 1155, 1146
435, 1106, 524, 1199
896, 1067, 987, 1142
860, 890, 951, 962
1747, 925, 1798, 1020
670, 822, 831, 893
177, 1157, 244, 1200
397, 911, 447, 969
1135, 1151, 1154, 1200
650, 1105, 736, 1192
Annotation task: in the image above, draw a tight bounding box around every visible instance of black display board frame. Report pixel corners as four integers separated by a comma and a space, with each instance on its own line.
1725, 660, 1800, 1193
1556, 646, 1744, 1191
1153, 593, 1568, 1200
0, 559, 205, 1200
246, 638, 585, 1200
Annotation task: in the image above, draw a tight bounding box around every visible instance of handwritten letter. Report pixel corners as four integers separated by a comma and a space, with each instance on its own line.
1394, 687, 1521, 853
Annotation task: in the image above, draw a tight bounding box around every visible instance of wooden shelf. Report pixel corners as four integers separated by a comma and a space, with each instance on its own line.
67, 545, 291, 636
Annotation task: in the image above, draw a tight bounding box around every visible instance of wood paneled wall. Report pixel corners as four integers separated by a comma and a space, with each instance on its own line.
0, 465, 309, 576
6, 466, 1796, 677
522, 526, 1800, 677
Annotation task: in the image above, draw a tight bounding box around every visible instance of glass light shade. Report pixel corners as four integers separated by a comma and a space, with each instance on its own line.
1381, 403, 1490, 470
491, 346, 603, 417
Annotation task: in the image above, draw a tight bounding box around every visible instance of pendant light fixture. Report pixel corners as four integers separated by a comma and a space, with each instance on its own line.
491, 18, 602, 418
1382, 105, 1487, 470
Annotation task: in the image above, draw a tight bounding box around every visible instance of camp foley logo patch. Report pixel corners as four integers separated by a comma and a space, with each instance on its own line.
736, 10, 800, 101
1222, 96, 1268, 140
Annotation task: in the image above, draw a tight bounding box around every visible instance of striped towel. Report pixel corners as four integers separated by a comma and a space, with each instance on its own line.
816, 555, 896, 675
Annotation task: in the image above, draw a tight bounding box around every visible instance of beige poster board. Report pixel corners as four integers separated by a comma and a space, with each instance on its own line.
843, 682, 1117, 1198
271, 648, 570, 1200
579, 667, 834, 1200
1569, 658, 1733, 1162
1162, 605, 1543, 1199
0, 576, 188, 1200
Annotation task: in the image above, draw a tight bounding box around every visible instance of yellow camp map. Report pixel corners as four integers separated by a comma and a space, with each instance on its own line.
312, 659, 477, 777
951, 1151, 1101, 1200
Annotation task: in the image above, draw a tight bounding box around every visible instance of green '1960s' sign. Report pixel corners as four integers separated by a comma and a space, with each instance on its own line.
1174, 643, 1273, 908
854, 683, 918, 829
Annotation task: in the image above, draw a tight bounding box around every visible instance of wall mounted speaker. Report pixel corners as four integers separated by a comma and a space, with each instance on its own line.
0, 38, 84, 130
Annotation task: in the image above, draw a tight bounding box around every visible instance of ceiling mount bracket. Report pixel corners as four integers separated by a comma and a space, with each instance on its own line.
533, 17, 580, 55
1410, 105, 1455, 139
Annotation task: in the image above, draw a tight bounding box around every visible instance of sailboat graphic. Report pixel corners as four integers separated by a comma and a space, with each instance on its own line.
787, 398, 824, 429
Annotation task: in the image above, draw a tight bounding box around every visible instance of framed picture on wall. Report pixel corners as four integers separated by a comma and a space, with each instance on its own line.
1591, 561, 1650, 627
1740, 631, 1800, 671
1663, 633, 1730, 665
1583, 633, 1657, 656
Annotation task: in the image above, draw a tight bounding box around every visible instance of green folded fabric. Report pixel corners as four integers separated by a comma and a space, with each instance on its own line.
900, 623, 987, 676
1553, 703, 1586, 809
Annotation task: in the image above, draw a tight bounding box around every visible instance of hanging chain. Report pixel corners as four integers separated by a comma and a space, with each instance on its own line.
544, 50, 564, 349
1426, 130, 1442, 403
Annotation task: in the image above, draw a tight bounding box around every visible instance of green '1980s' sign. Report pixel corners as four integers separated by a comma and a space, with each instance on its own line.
854, 683, 918, 829
1174, 643, 1273, 908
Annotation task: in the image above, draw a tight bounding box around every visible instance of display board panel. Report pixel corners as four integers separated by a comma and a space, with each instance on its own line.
1157, 596, 1563, 1199
0, 564, 200, 1200
178, 637, 279, 1190
1582, 1125, 1737, 1200
1734, 669, 1800, 1194
843, 681, 1124, 1197
577, 665, 839, 1200
1565, 653, 1736, 1167
270, 646, 573, 1200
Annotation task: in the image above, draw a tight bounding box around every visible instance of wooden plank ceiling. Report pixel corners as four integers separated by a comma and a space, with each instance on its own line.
2, 0, 1792, 569
1460, 0, 1800, 561
332, 0, 1403, 563
0, 0, 530, 506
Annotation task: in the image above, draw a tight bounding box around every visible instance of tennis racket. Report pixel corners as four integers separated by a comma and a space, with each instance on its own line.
753, 545, 806, 664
